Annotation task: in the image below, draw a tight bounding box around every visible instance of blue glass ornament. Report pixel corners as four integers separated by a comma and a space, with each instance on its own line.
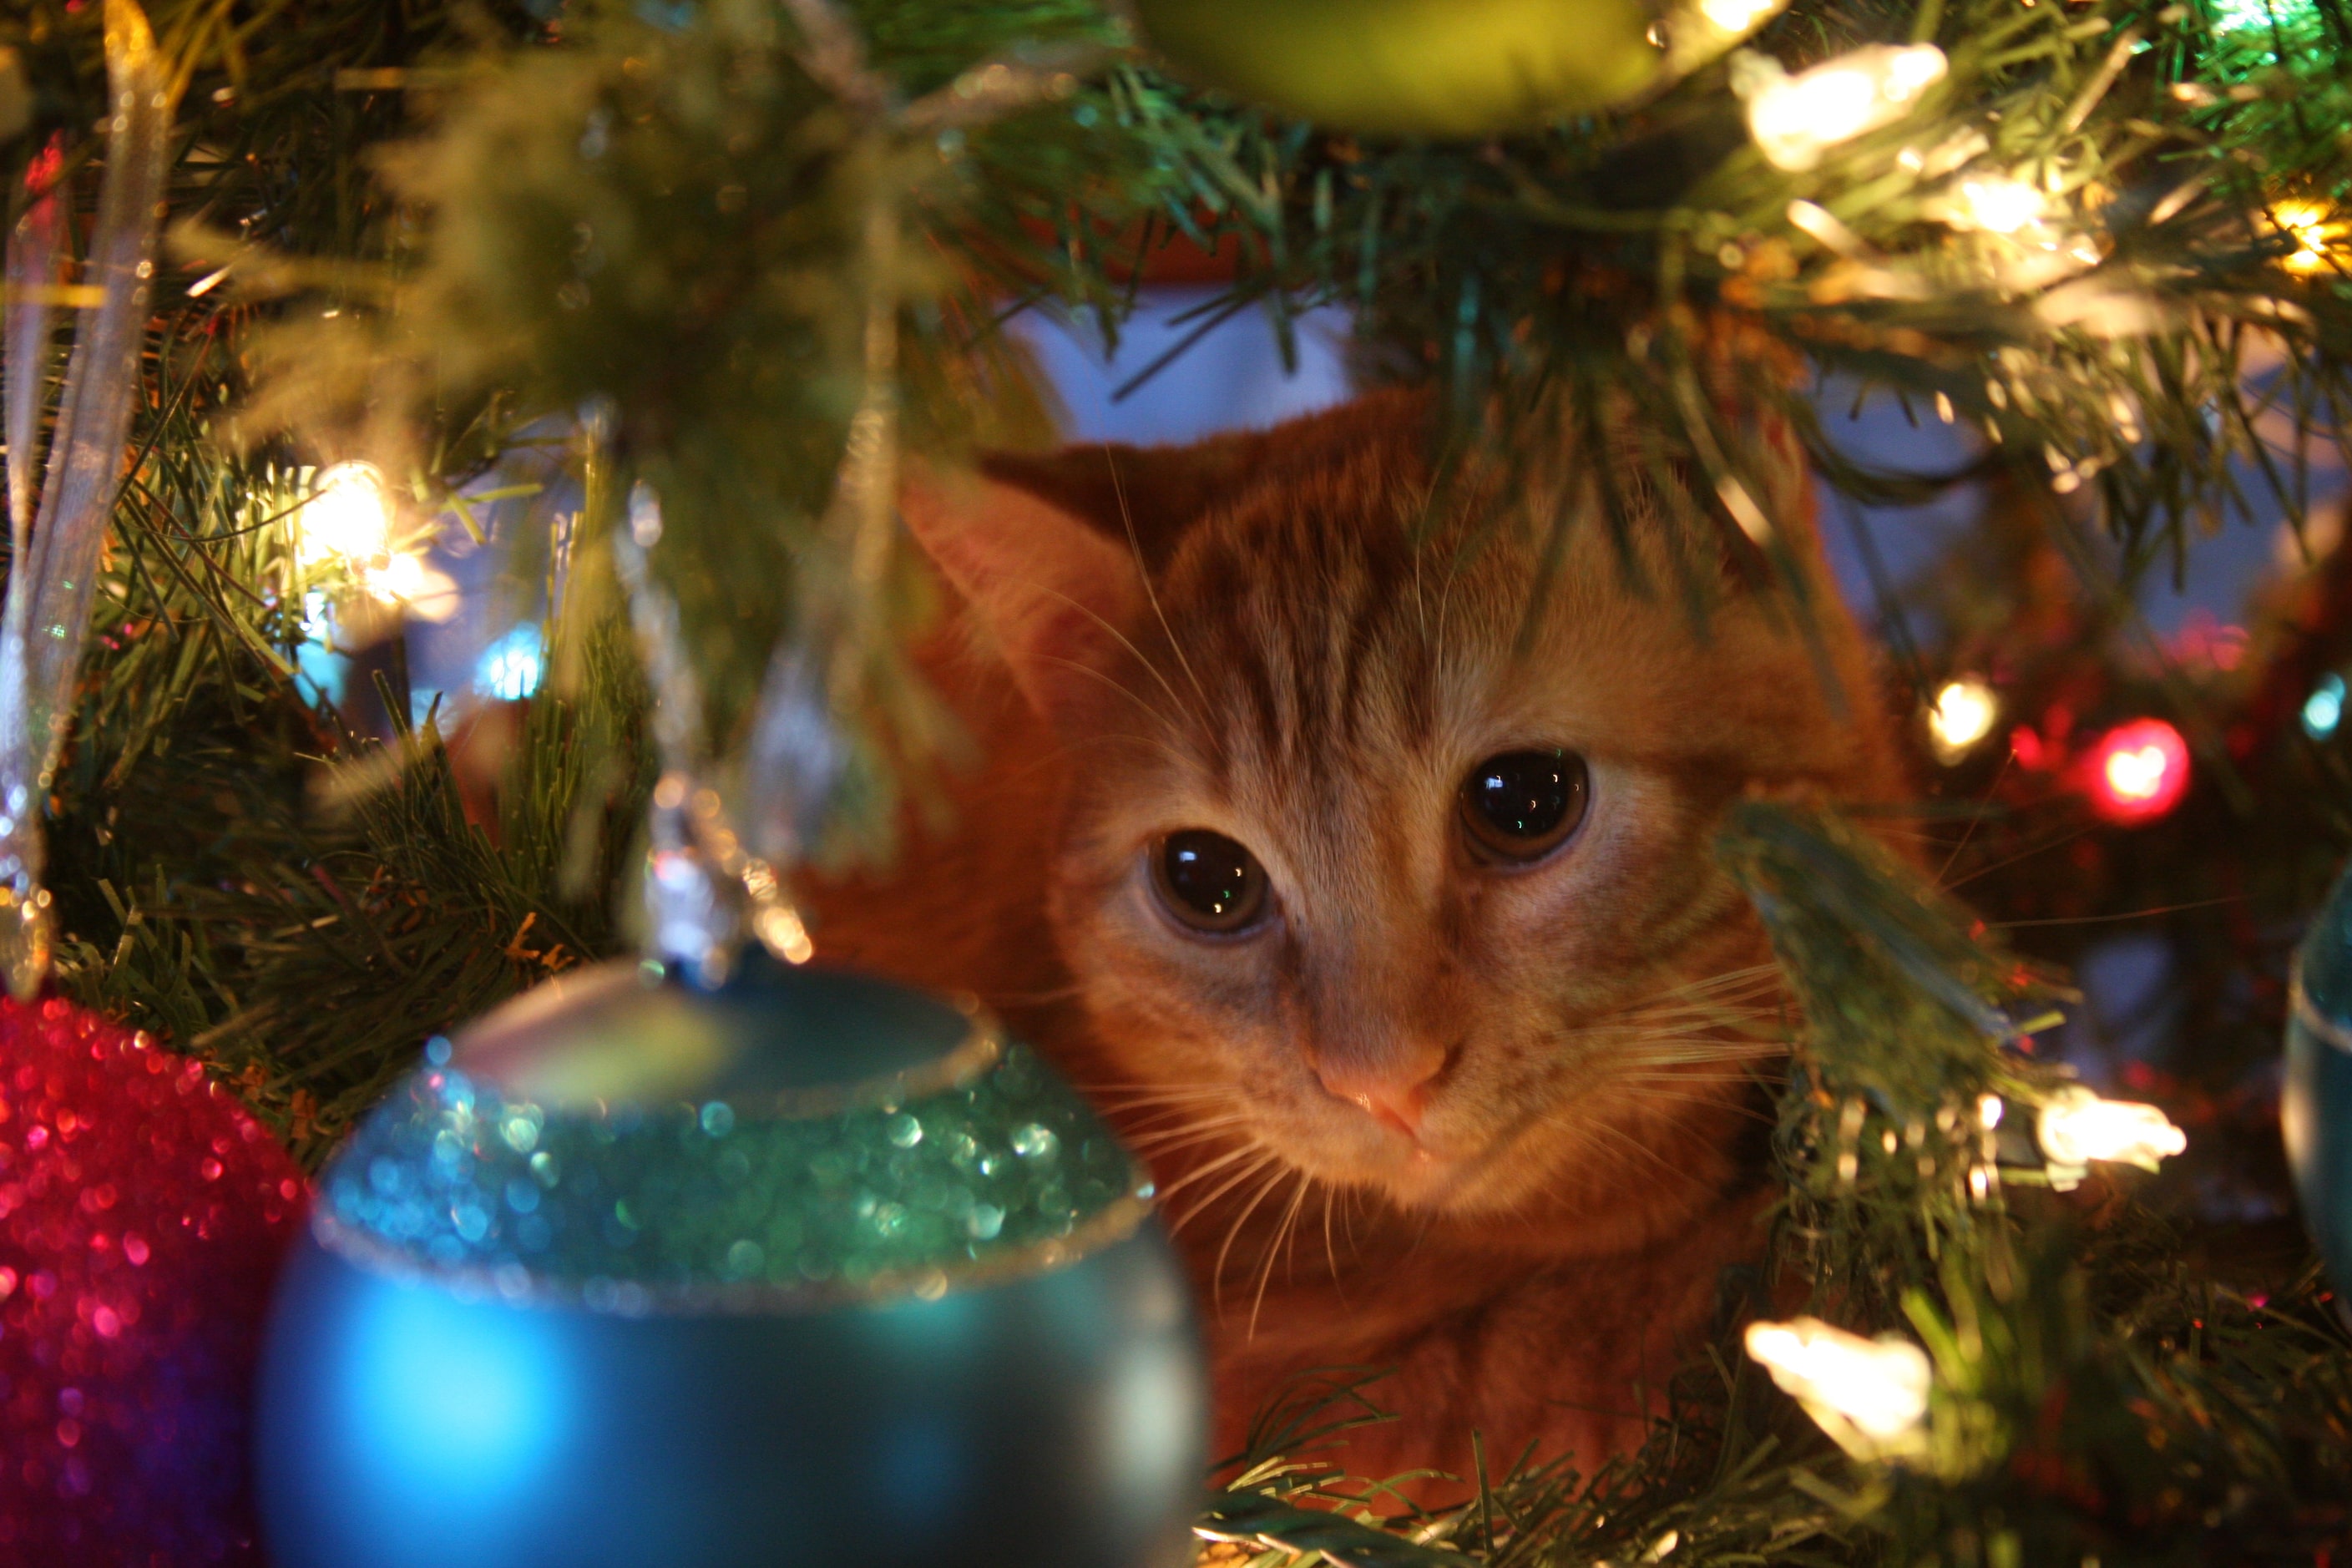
255, 953, 1206, 1568
2285, 862, 2352, 1297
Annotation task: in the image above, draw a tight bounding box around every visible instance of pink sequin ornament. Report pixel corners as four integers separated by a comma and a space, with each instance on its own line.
0, 996, 305, 1565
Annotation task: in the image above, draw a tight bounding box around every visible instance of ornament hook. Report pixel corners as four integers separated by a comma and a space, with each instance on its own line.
611, 483, 814, 988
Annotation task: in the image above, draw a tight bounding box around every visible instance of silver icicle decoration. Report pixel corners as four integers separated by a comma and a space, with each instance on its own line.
615, 4, 1101, 976
612, 482, 814, 988
0, 0, 173, 999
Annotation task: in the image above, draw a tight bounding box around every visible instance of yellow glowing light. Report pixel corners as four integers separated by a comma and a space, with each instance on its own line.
1954, 177, 2047, 235
1927, 676, 1999, 762
2036, 1086, 2185, 1176
1743, 1317, 1931, 1458
1743, 44, 1947, 172
751, 900, 817, 966
296, 461, 395, 566
2275, 200, 2346, 277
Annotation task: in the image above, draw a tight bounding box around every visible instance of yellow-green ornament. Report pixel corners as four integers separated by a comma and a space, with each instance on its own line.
1133, 0, 1675, 135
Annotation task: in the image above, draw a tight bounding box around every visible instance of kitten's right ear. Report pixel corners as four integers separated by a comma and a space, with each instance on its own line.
898, 465, 1147, 722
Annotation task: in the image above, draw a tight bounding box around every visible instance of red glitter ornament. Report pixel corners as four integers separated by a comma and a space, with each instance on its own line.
0, 996, 305, 1566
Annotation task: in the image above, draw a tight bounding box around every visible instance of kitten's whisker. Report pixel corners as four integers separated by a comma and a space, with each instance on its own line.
1213, 1164, 1294, 1319
1111, 1103, 1250, 1128
1165, 1150, 1281, 1237
1620, 1004, 1783, 1029
1608, 1075, 1778, 1093
1615, 1090, 1779, 1123
1042, 654, 1180, 730
1940, 817, 2092, 893
1098, 1101, 1239, 1129
1102, 449, 1216, 722
1247, 1171, 1315, 1341
1566, 1114, 1685, 1183
1032, 582, 1196, 726
1632, 984, 1783, 1010
1111, 1107, 1222, 1132
1636, 962, 1783, 1000
1321, 1184, 1343, 1288
1616, 1044, 1783, 1061
1083, 1086, 1235, 1107
1933, 747, 2018, 888
1125, 1122, 1254, 1156
1122, 1117, 1252, 1146
1041, 690, 1202, 771
1616, 1003, 1784, 1029
1153, 1141, 1267, 1206
1106, 1109, 1236, 1140
984, 983, 1088, 1005
1606, 1027, 1784, 1046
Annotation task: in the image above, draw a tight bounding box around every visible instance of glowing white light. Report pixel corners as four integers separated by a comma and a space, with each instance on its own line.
1743, 1317, 1930, 1456
2036, 1086, 2185, 1175
2103, 745, 2167, 803
361, 550, 460, 623
296, 461, 395, 566
1976, 1092, 2004, 1130
1952, 177, 2047, 235
1927, 676, 1998, 762
1699, 0, 1783, 35
1743, 45, 1949, 172
2304, 673, 2346, 741
474, 624, 545, 702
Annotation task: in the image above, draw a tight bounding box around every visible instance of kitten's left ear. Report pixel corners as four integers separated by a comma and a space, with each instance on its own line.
898, 464, 1147, 722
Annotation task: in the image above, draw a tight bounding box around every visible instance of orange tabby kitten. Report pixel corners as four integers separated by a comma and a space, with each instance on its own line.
803, 388, 1902, 1483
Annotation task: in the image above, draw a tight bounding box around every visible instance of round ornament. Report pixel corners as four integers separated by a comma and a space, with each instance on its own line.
2286, 862, 2352, 1297
1129, 0, 1779, 136
1136, 0, 1654, 134
255, 953, 1206, 1568
0, 994, 306, 1565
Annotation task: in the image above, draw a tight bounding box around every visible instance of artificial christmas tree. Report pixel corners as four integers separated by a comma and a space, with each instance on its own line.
0, 0, 2348, 1560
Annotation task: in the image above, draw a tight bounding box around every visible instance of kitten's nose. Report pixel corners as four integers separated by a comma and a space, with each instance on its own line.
1316, 1053, 1445, 1141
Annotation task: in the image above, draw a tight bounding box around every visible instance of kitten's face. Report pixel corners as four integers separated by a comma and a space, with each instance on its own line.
915, 398, 1894, 1224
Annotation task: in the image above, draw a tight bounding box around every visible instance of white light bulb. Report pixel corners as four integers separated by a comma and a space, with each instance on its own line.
1954, 177, 2047, 235
362, 550, 460, 622
1699, 0, 1783, 36
296, 461, 394, 566
2036, 1087, 2186, 1175
1927, 676, 1998, 761
1744, 1317, 1931, 1455
1744, 45, 1948, 172
2102, 746, 2167, 803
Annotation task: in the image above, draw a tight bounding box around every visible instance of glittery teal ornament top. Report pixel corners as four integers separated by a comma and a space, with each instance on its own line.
316, 956, 1154, 1312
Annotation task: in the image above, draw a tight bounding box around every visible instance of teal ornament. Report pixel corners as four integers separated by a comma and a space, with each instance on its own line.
2286, 862, 2352, 1298
255, 953, 1206, 1568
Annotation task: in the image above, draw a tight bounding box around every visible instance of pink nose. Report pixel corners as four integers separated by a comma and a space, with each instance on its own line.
1316, 1056, 1444, 1140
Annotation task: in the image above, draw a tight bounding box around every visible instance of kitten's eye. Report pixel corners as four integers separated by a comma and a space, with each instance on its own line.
1459, 749, 1591, 864
1152, 830, 1269, 934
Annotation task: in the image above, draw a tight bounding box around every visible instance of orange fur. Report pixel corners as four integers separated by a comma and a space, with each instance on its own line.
804, 390, 1904, 1490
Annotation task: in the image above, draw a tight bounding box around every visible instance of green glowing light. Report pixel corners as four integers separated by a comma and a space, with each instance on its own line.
2208, 0, 2320, 38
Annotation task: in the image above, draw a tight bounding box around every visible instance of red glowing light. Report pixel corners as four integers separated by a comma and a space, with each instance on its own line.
2081, 717, 2189, 824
